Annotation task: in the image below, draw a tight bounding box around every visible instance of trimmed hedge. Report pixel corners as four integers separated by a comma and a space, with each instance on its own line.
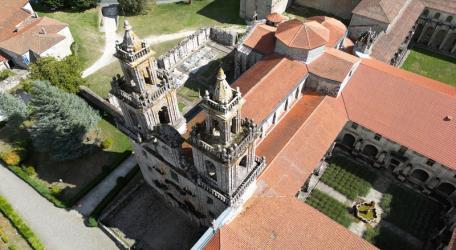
320, 157, 377, 200
0, 196, 44, 250
306, 189, 354, 227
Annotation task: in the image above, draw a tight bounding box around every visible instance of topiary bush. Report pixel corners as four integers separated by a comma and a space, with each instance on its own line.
23, 165, 37, 177
1, 151, 21, 166
101, 138, 113, 150
87, 217, 98, 227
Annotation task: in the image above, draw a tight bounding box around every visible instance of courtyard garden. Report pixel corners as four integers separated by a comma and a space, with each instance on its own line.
402, 47, 456, 87
304, 155, 444, 249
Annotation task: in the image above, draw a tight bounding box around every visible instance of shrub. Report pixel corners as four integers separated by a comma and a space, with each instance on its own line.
23, 165, 37, 177
87, 217, 98, 227
101, 138, 113, 150
0, 229, 9, 243
0, 196, 45, 250
118, 0, 147, 15
0, 69, 14, 81
50, 185, 62, 195
8, 245, 17, 250
1, 151, 21, 166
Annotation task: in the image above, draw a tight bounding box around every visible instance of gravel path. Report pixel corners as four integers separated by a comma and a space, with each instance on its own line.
0, 165, 118, 250
75, 155, 137, 216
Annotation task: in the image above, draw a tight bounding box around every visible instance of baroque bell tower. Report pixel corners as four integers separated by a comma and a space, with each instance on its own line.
189, 68, 265, 206
111, 20, 186, 139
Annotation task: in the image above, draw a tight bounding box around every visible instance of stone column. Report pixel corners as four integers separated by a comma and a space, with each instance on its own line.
417, 24, 431, 43
427, 27, 440, 46
451, 41, 456, 53
439, 30, 453, 50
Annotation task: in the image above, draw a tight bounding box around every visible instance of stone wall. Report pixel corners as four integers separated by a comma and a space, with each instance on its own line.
157, 28, 237, 71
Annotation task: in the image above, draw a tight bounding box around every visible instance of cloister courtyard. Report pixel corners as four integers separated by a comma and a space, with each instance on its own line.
300, 155, 445, 250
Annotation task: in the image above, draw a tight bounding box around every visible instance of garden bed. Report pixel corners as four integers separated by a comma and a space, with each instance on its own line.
320, 157, 378, 200
305, 189, 354, 227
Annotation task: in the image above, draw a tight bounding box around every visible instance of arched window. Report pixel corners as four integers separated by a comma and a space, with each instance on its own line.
434, 12, 441, 19
205, 160, 217, 181
446, 16, 453, 23
158, 106, 170, 124
362, 144, 378, 158
411, 169, 429, 182
341, 134, 356, 147
437, 182, 455, 196
422, 9, 429, 17
212, 120, 221, 136
239, 155, 247, 167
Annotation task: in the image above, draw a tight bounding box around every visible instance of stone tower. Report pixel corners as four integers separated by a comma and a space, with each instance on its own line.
189, 68, 264, 205
111, 20, 186, 138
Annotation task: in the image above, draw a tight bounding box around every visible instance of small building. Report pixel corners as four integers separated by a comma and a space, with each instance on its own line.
0, 0, 74, 69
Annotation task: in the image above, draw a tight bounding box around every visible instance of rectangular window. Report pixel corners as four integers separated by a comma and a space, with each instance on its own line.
374, 133, 382, 141
171, 171, 179, 182
351, 122, 358, 129
426, 159, 435, 166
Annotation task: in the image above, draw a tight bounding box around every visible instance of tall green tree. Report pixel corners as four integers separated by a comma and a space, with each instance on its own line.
66, 0, 98, 10
30, 56, 85, 94
118, 0, 147, 15
0, 92, 28, 125
29, 81, 100, 161
40, 0, 65, 10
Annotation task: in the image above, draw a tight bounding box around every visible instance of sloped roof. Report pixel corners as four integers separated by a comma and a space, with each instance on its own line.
343, 59, 456, 169
308, 16, 347, 47
243, 24, 277, 55
275, 19, 330, 50
0, 0, 32, 42
352, 0, 408, 23
0, 17, 67, 55
267, 12, 284, 23
424, 0, 456, 14
232, 54, 308, 124
308, 47, 359, 82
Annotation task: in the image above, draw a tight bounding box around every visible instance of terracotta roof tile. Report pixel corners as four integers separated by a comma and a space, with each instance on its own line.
370, 0, 425, 63
308, 47, 359, 82
276, 19, 330, 50
243, 24, 277, 55
232, 55, 308, 124
0, 17, 68, 55
308, 16, 347, 47
0, 0, 33, 42
352, 0, 408, 23
204, 230, 220, 250
267, 13, 284, 23
343, 59, 456, 170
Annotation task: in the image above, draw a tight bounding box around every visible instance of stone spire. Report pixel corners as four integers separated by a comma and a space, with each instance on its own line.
213, 67, 233, 104
121, 20, 142, 53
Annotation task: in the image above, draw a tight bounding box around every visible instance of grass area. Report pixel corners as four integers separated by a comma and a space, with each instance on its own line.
305, 189, 354, 227
0, 196, 44, 250
364, 225, 419, 250
0, 119, 132, 208
402, 47, 456, 87
379, 183, 441, 240
118, 0, 244, 37
84, 39, 182, 98
0, 213, 32, 250
320, 157, 378, 200
35, 6, 104, 68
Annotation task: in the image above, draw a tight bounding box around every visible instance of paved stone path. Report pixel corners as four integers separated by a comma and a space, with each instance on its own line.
0, 165, 118, 250
75, 155, 137, 216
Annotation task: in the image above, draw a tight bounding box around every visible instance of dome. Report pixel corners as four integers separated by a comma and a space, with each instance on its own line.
275, 19, 330, 50
267, 12, 284, 23
308, 16, 347, 47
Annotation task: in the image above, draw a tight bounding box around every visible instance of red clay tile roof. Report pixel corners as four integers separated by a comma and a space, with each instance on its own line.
308, 16, 347, 47
243, 24, 277, 55
449, 228, 456, 250
0, 0, 33, 42
267, 13, 284, 23
0, 17, 68, 55
308, 47, 359, 82
342, 59, 456, 169
204, 230, 220, 250
352, 0, 408, 23
232, 54, 308, 124
276, 19, 330, 50
370, 0, 425, 63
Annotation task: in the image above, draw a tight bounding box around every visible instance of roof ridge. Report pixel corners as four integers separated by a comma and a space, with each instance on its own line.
290, 22, 305, 48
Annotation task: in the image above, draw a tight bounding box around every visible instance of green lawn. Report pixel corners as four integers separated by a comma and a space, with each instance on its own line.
379, 183, 441, 240
84, 39, 182, 98
402, 48, 456, 87
320, 157, 378, 200
35, 6, 104, 68
306, 189, 354, 227
0, 118, 132, 208
118, 0, 244, 37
